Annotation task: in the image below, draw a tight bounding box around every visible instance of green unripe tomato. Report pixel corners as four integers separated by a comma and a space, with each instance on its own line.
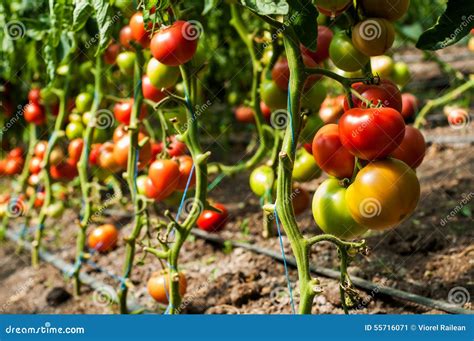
249, 165, 275, 197
117, 51, 136, 75
68, 113, 83, 123
92, 127, 108, 143
75, 92, 93, 114
146, 58, 180, 89
260, 80, 287, 111
136, 175, 148, 196
301, 81, 327, 110
40, 88, 58, 106
371, 55, 394, 79
312, 178, 368, 239
293, 148, 321, 182
57, 65, 69, 76
300, 115, 324, 144
329, 32, 369, 72
391, 62, 411, 87
46, 201, 65, 218
65, 121, 84, 140
82, 111, 92, 125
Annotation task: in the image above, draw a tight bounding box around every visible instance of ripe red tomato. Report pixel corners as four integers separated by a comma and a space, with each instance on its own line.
142, 75, 166, 102
150, 141, 162, 162
68, 138, 84, 164
390, 126, 426, 169
400, 93, 419, 120
312, 124, 355, 179
24, 102, 46, 125
144, 176, 160, 199
315, 0, 351, 16
119, 25, 134, 49
34, 191, 45, 208
301, 25, 333, 64
150, 21, 199, 66
352, 18, 395, 56
161, 135, 187, 157
148, 159, 180, 200
97, 142, 121, 173
339, 107, 405, 160
34, 141, 48, 159
176, 155, 195, 190
8, 147, 24, 159
129, 12, 150, 47
0, 159, 6, 176
234, 106, 255, 124
344, 79, 402, 113
89, 144, 101, 166
260, 101, 272, 121
28, 88, 41, 104
197, 203, 229, 232
104, 43, 120, 65
271, 56, 319, 91
113, 99, 147, 125
4, 157, 23, 175
88, 224, 119, 252
147, 271, 187, 304
319, 95, 345, 124
50, 159, 78, 180
29, 156, 42, 174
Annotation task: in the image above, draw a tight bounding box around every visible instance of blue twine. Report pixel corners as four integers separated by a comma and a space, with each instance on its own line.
274, 205, 296, 314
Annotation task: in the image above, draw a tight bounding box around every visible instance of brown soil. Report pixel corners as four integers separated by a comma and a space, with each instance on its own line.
0, 122, 473, 315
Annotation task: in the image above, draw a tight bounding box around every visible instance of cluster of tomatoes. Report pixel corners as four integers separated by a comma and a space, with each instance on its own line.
0, 147, 24, 177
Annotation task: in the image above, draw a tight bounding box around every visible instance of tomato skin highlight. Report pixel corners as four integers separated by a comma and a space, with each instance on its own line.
312, 124, 355, 179
389, 126, 426, 169
88, 224, 119, 252
197, 203, 229, 232
346, 158, 420, 230
150, 21, 199, 66
338, 107, 405, 160
24, 103, 46, 125
249, 165, 274, 197
312, 179, 368, 239
148, 159, 180, 200
129, 12, 150, 47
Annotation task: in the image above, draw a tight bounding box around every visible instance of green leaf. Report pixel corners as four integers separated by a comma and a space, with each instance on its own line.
416, 0, 474, 50
203, 0, 218, 15
241, 0, 289, 15
91, 0, 114, 55
287, 0, 318, 51
73, 0, 93, 32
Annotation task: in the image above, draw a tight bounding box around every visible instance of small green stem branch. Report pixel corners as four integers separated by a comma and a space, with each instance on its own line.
208, 4, 268, 175
414, 79, 474, 128
73, 54, 103, 295
119, 48, 147, 314
32, 82, 69, 267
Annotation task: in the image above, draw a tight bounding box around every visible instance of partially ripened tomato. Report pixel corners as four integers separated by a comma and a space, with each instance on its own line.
293, 148, 321, 182
116, 51, 136, 75
360, 0, 410, 21
318, 95, 345, 124
113, 132, 152, 170
301, 25, 333, 64
144, 176, 160, 199
312, 179, 367, 239
389, 126, 426, 169
49, 146, 65, 166
312, 124, 355, 179
346, 158, 420, 230
249, 165, 274, 197
147, 271, 187, 304
142, 75, 167, 102
129, 12, 150, 47
150, 21, 199, 66
352, 18, 395, 56
400, 93, 418, 120
370, 55, 394, 78
88, 224, 119, 252
339, 107, 405, 160
148, 159, 180, 200
119, 25, 134, 49
24, 103, 46, 125
197, 203, 229, 232
98, 142, 121, 173
176, 155, 195, 190
329, 32, 369, 72
146, 57, 180, 89
343, 79, 402, 113
68, 138, 84, 164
